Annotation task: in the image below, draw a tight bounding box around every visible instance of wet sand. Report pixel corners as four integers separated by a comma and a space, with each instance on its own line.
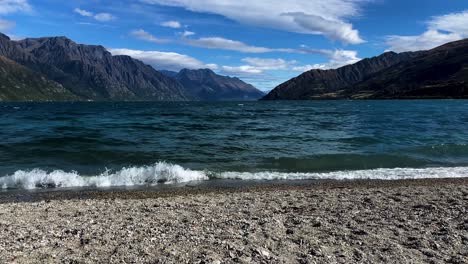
0, 178, 467, 263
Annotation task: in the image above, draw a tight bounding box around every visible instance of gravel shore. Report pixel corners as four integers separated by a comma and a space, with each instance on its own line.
0, 178, 467, 263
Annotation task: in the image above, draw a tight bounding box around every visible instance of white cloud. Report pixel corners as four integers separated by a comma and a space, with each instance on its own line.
184, 37, 275, 53
74, 8, 93, 17
386, 10, 468, 52
180, 30, 195, 37
0, 19, 15, 31
283, 12, 364, 44
94, 13, 115, 22
325, 49, 361, 68
221, 49, 360, 76
108, 48, 217, 72
131, 29, 170, 43
292, 64, 325, 72
161, 20, 182, 28
141, 0, 366, 44
221, 65, 264, 74
131, 27, 354, 55
74, 8, 116, 22
220, 58, 296, 76
241, 58, 296, 70
428, 10, 468, 35
0, 0, 31, 15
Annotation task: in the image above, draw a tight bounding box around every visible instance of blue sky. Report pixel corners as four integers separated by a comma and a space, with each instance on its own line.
0, 0, 467, 91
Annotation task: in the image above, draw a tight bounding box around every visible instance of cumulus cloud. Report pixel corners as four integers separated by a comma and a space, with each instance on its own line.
131, 29, 171, 43
428, 10, 468, 36
324, 49, 361, 68
386, 10, 468, 52
74, 8, 116, 22
161, 20, 182, 28
0, 0, 31, 15
0, 19, 15, 31
141, 0, 366, 44
108, 48, 217, 72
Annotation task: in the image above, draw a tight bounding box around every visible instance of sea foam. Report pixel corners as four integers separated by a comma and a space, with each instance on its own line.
0, 162, 208, 190
219, 167, 468, 181
0, 163, 467, 190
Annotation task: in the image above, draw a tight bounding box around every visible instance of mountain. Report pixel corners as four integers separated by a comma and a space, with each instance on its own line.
344, 39, 468, 99
0, 55, 78, 101
262, 38, 468, 100
168, 68, 265, 101
14, 36, 189, 101
262, 51, 424, 100
0, 33, 262, 102
0, 33, 189, 101
159, 70, 179, 78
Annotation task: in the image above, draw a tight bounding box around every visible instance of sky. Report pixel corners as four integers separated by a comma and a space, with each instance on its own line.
0, 0, 467, 91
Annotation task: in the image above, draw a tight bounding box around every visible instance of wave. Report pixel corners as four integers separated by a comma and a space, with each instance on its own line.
0, 162, 467, 190
0, 162, 208, 190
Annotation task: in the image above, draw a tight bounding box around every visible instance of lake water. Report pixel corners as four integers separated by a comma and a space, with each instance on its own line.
1, 100, 468, 189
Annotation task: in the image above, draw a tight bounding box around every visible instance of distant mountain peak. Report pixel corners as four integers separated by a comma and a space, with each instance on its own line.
161, 68, 264, 101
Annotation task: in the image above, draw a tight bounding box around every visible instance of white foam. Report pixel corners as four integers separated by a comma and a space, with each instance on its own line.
1, 164, 467, 190
219, 167, 468, 181
0, 162, 208, 190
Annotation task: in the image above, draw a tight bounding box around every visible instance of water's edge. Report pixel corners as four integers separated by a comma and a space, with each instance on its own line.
1, 162, 468, 190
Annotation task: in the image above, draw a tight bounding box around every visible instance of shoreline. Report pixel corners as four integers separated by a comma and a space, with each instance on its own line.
1, 177, 467, 263
1, 177, 468, 203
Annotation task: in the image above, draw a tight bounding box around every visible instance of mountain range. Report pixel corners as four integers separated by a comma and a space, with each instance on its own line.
262, 38, 468, 100
163, 68, 264, 101
0, 33, 263, 102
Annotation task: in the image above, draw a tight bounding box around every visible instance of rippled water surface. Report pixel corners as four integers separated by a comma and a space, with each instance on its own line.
1, 100, 468, 189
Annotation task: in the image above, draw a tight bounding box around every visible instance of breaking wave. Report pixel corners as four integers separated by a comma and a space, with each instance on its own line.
0, 162, 208, 190
0, 162, 467, 190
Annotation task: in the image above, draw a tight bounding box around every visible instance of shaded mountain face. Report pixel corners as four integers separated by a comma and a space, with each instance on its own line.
0, 33, 262, 102
15, 37, 188, 101
0, 55, 78, 101
0, 33, 189, 101
170, 69, 264, 101
263, 39, 468, 100
345, 39, 468, 99
262, 51, 424, 100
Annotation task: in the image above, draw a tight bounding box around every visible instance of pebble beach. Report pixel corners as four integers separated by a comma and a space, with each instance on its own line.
0, 178, 467, 263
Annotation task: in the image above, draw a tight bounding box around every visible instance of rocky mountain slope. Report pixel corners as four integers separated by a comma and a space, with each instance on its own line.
0, 55, 78, 101
262, 38, 468, 100
169, 69, 264, 101
345, 39, 468, 99
14, 35, 189, 101
0, 33, 261, 101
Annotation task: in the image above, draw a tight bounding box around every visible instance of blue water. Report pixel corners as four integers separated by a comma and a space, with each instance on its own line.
1, 100, 468, 189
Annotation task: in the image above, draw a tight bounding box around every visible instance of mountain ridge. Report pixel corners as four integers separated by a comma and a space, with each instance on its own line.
0, 33, 262, 102
262, 38, 468, 100
164, 68, 265, 101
